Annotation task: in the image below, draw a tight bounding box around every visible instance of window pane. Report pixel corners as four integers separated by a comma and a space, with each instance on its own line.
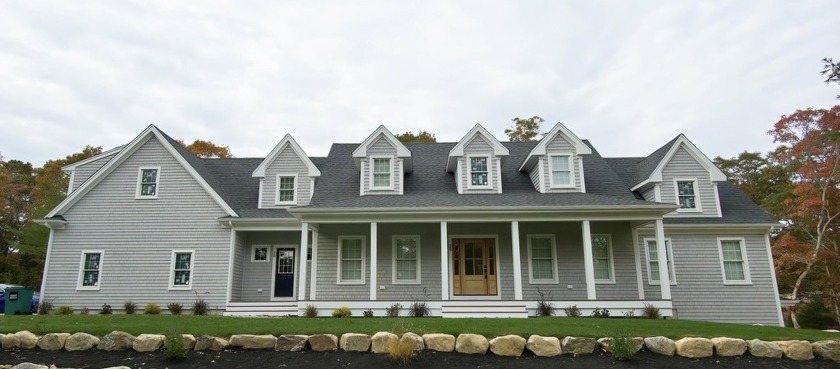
721, 241, 742, 261
342, 241, 362, 259
679, 196, 696, 209
174, 271, 190, 286
594, 259, 611, 280
254, 248, 267, 261
374, 173, 390, 187
341, 260, 362, 280
724, 261, 745, 280
471, 157, 487, 172
532, 259, 553, 280
175, 253, 191, 270
552, 172, 570, 185
396, 260, 416, 280
141, 184, 156, 196
471, 172, 488, 186
84, 254, 100, 270
82, 271, 99, 286
141, 169, 157, 184
551, 156, 569, 171
395, 238, 417, 259
677, 181, 695, 195
649, 261, 660, 281
592, 236, 609, 258
373, 158, 390, 173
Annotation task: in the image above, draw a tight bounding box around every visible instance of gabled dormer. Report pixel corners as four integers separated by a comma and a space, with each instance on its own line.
631, 134, 727, 217
446, 124, 509, 194
353, 125, 412, 196
518, 122, 592, 194
253, 134, 321, 208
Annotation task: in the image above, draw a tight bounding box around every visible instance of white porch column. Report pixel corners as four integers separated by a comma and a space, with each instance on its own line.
309, 228, 319, 300
298, 223, 309, 301
440, 221, 449, 300
225, 229, 236, 304
370, 222, 378, 300
581, 220, 597, 300
654, 219, 672, 300
511, 221, 523, 300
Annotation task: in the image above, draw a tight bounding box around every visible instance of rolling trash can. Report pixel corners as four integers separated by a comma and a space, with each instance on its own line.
3, 287, 34, 315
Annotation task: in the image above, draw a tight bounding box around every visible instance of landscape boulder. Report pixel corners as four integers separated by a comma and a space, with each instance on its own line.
132, 334, 165, 352
229, 334, 277, 349
675, 337, 713, 358
747, 339, 783, 358
340, 333, 371, 352
97, 331, 136, 351
489, 335, 526, 357
400, 332, 425, 351
597, 337, 644, 353
10, 363, 48, 369
36, 333, 70, 351
181, 334, 196, 350
812, 340, 840, 362
65, 333, 100, 351
276, 335, 309, 351
711, 337, 747, 357
194, 335, 229, 351
644, 336, 676, 356
422, 333, 455, 352
14, 331, 38, 349
526, 335, 561, 357
371, 332, 399, 354
561, 336, 596, 356
1, 334, 21, 349
777, 340, 814, 361
309, 334, 338, 352
455, 334, 489, 355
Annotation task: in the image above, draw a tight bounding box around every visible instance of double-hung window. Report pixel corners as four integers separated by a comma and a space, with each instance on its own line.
675, 180, 700, 211
718, 238, 751, 284
136, 167, 160, 199
469, 156, 490, 187
275, 174, 297, 204
77, 250, 103, 290
549, 155, 573, 187
591, 234, 614, 283
645, 239, 676, 284
338, 236, 365, 284
527, 235, 558, 283
169, 250, 194, 290
393, 236, 420, 284
371, 158, 393, 189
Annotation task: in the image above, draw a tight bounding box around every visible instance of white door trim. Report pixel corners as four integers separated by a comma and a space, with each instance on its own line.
448, 234, 502, 300
270, 244, 298, 302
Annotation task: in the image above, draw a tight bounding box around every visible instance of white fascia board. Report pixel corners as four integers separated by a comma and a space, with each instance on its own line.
351, 125, 412, 171
446, 123, 509, 172
631, 135, 727, 189
60, 145, 125, 171
519, 122, 592, 171
252, 134, 321, 177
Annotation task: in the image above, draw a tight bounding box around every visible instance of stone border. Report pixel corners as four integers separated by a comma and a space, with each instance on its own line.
1, 331, 837, 362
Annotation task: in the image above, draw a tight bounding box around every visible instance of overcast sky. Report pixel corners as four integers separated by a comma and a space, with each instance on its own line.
1, 1, 838, 167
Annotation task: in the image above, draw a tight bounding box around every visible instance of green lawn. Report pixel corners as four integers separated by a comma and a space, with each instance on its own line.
1, 315, 837, 341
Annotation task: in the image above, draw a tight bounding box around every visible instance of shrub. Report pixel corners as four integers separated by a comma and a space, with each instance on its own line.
54, 305, 74, 315
591, 307, 610, 318
388, 338, 414, 365
563, 304, 581, 317
798, 298, 835, 329
409, 287, 431, 317
332, 306, 352, 318
535, 287, 555, 317
386, 303, 402, 318
642, 302, 661, 319
80, 307, 90, 315
124, 301, 136, 315
622, 310, 635, 318
304, 304, 318, 318
163, 328, 189, 360
192, 294, 208, 316
144, 303, 162, 315
363, 309, 374, 318
609, 329, 636, 361
167, 303, 183, 315
37, 299, 55, 315
100, 304, 112, 315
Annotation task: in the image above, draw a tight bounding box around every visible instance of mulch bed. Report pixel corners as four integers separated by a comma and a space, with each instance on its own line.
1, 348, 837, 369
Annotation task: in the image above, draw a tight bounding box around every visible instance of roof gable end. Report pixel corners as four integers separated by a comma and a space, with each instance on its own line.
60, 145, 125, 172
252, 134, 321, 178
630, 134, 727, 191
352, 125, 412, 172
518, 122, 592, 171
446, 123, 509, 172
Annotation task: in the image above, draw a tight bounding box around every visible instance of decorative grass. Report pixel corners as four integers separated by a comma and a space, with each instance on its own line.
1, 315, 838, 341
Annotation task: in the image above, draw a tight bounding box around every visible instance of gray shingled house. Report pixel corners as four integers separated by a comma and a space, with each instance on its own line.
36, 122, 782, 325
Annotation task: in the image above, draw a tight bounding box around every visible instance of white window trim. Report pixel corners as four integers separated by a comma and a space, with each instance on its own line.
466, 155, 493, 189
717, 237, 752, 285
337, 236, 366, 285
76, 250, 104, 291
135, 166, 161, 199
673, 178, 702, 212
251, 244, 270, 263
169, 250, 195, 291
274, 173, 298, 205
644, 238, 677, 285
591, 233, 616, 284
548, 154, 576, 189
391, 235, 421, 285
369, 156, 395, 191
526, 234, 559, 284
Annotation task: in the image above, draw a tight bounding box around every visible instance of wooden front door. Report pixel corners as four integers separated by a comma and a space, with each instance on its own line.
452, 238, 497, 295
273, 248, 295, 298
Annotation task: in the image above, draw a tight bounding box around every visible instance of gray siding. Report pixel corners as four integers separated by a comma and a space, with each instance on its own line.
374, 223, 441, 300
528, 161, 542, 192
44, 136, 231, 311
541, 135, 582, 193
661, 146, 718, 217
70, 154, 115, 192
314, 224, 371, 300
637, 231, 780, 324
641, 186, 657, 202
261, 145, 313, 208
459, 136, 500, 194
230, 231, 246, 301
362, 137, 402, 196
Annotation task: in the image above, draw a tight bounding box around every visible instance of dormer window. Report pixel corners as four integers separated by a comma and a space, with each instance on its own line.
371, 157, 394, 190
469, 156, 490, 187
675, 180, 700, 211
136, 166, 160, 199
275, 174, 297, 205
549, 155, 574, 188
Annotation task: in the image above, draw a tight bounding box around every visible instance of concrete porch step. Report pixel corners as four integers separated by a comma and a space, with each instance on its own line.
441, 300, 529, 318
224, 302, 299, 317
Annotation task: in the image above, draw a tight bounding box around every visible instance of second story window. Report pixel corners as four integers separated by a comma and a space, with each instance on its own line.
550, 155, 573, 187
135, 167, 160, 199
675, 180, 699, 211
470, 157, 489, 187
372, 158, 392, 189
275, 174, 297, 204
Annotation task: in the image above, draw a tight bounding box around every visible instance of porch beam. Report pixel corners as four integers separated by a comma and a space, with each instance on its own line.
654, 219, 672, 299
370, 222, 378, 300
581, 220, 597, 300
298, 223, 309, 301
511, 221, 523, 300
309, 228, 319, 300
440, 221, 449, 300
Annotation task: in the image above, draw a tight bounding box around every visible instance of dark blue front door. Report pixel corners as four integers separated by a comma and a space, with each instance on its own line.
274, 249, 295, 298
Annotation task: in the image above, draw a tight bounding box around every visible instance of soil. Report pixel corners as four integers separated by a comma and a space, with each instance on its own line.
1, 348, 837, 369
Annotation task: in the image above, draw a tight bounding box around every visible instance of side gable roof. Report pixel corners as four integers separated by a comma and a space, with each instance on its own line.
446, 123, 509, 172
252, 134, 321, 178
518, 122, 592, 171
630, 134, 727, 191
60, 145, 125, 171
46, 125, 238, 218
352, 125, 412, 172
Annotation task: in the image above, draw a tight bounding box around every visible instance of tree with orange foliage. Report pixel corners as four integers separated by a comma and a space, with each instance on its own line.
769, 104, 840, 327
177, 139, 233, 158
